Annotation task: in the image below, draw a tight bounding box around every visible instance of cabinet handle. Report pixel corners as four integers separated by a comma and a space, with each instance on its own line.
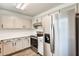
15, 42, 16, 46
1, 24, 3, 28
28, 39, 29, 43
0, 48, 1, 53
12, 43, 14, 46
12, 42, 16, 46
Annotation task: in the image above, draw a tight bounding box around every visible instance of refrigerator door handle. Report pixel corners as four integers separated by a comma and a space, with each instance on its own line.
53, 26, 55, 53
50, 15, 55, 55
50, 15, 53, 55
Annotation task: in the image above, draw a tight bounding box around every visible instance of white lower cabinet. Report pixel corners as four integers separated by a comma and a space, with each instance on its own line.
26, 37, 31, 47
2, 36, 31, 55
22, 37, 30, 49
3, 39, 14, 55
14, 38, 23, 51
15, 37, 30, 51
22, 37, 28, 49
38, 37, 44, 55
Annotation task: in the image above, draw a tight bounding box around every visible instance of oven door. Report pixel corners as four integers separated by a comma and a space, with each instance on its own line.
31, 37, 38, 49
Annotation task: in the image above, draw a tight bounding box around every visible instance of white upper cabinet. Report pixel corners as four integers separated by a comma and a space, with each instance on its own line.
42, 15, 51, 33
37, 17, 42, 23
14, 17, 32, 29
32, 17, 42, 24
14, 17, 24, 28
1, 16, 14, 28
0, 15, 32, 29
24, 19, 32, 29
32, 18, 37, 24
32, 15, 51, 33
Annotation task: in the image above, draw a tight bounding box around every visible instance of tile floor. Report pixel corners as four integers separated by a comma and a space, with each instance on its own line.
11, 49, 40, 56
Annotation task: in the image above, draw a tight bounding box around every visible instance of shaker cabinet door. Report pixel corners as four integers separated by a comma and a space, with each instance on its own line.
15, 38, 23, 51
22, 37, 30, 49
1, 16, 14, 28
22, 37, 28, 49
3, 40, 13, 55
27, 37, 31, 47
42, 15, 51, 33
14, 18, 24, 28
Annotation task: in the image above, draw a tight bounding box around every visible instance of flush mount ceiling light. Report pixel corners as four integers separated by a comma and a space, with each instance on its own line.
20, 3, 29, 10
16, 3, 29, 10
16, 3, 22, 9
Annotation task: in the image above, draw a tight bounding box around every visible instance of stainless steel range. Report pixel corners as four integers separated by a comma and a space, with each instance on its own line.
30, 36, 38, 53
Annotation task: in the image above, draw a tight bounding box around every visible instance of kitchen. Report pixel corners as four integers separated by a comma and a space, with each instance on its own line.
0, 3, 78, 56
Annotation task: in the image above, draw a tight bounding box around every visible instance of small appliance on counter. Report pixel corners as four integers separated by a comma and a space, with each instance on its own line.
37, 31, 43, 37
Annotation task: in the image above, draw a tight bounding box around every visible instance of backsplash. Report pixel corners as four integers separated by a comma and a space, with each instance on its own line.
0, 29, 37, 39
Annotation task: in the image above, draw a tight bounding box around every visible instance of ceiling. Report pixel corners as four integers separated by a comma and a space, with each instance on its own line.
0, 3, 62, 16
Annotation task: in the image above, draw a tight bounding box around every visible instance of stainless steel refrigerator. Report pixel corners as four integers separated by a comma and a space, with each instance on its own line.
50, 11, 69, 56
